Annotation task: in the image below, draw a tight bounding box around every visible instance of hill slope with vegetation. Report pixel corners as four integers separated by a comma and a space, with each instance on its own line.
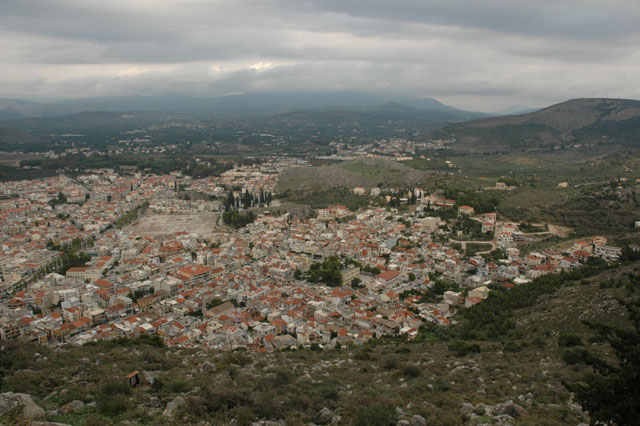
438, 98, 640, 153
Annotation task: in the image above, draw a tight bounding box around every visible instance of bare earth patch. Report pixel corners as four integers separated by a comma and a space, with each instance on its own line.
125, 213, 222, 237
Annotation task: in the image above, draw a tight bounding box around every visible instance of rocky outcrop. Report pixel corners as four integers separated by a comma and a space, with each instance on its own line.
162, 396, 185, 417
0, 392, 45, 420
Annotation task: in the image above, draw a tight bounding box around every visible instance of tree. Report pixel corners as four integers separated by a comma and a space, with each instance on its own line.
242, 190, 251, 209
563, 298, 640, 425
224, 191, 234, 212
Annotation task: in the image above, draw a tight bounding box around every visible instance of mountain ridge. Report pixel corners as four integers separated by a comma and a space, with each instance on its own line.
0, 91, 476, 121
439, 97, 640, 152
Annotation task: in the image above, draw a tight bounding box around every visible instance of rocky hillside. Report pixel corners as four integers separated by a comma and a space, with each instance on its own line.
439, 98, 640, 153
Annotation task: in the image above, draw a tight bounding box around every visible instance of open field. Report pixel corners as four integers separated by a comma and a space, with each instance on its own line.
125, 213, 223, 237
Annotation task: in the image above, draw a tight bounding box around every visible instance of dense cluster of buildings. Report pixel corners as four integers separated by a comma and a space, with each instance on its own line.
0, 159, 625, 351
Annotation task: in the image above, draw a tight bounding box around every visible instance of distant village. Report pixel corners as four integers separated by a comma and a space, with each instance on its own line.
0, 157, 627, 351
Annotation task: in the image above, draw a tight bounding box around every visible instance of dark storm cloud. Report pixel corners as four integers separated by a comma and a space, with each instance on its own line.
1, 0, 639, 110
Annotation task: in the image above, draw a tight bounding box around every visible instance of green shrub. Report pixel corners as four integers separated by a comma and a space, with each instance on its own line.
272, 370, 292, 387
503, 341, 522, 352
401, 364, 421, 378
97, 380, 133, 416
433, 380, 452, 392
561, 348, 591, 365
532, 336, 547, 348
448, 341, 481, 357
151, 377, 164, 393
382, 357, 398, 370
97, 393, 133, 417
82, 413, 112, 426
558, 334, 583, 347
169, 380, 191, 393
353, 404, 396, 426
354, 350, 371, 360
99, 380, 132, 397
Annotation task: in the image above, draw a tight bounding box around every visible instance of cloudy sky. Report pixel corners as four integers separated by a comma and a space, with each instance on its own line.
1, 0, 639, 111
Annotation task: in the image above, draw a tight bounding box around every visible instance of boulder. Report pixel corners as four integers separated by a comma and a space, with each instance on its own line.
317, 407, 333, 423
143, 371, 157, 385
0, 392, 45, 420
493, 414, 515, 425
201, 361, 217, 372
150, 396, 162, 408
497, 400, 526, 418
475, 403, 492, 415
460, 402, 475, 418
59, 400, 84, 414
410, 414, 427, 426
162, 396, 185, 417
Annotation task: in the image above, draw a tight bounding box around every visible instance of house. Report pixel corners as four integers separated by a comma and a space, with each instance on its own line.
341, 266, 360, 285
594, 245, 622, 260
468, 286, 489, 299
206, 301, 235, 319
497, 232, 514, 246
317, 209, 335, 221
374, 270, 401, 286
174, 265, 213, 288
464, 297, 483, 308
458, 205, 475, 216
66, 267, 100, 281
481, 222, 495, 233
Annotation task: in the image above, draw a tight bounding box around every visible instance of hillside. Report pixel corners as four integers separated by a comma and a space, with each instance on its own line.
0, 127, 46, 145
439, 98, 640, 153
1, 261, 638, 425
4, 111, 164, 133
255, 103, 479, 132
278, 157, 440, 193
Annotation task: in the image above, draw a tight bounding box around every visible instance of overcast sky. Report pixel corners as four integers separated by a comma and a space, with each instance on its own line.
1, 0, 639, 111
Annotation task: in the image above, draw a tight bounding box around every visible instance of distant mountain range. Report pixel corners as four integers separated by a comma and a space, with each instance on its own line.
439, 98, 640, 153
0, 91, 484, 121
2, 95, 640, 156
0, 92, 493, 142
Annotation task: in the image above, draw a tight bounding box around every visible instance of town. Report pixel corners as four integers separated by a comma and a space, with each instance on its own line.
0, 158, 626, 352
